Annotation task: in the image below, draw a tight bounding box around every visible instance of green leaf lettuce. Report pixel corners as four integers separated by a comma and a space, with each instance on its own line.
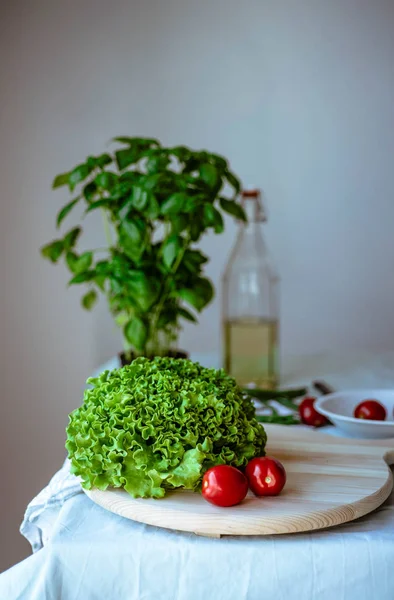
66, 357, 267, 498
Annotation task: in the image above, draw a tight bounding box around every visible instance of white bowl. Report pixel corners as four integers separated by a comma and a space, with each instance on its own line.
315, 390, 394, 439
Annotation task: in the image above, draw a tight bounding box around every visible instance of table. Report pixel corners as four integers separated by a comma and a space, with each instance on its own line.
1, 352, 394, 600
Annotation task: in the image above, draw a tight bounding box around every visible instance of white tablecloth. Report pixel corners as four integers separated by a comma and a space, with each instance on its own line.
1, 352, 394, 600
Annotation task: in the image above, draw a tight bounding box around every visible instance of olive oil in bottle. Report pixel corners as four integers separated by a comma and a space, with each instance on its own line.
224, 317, 279, 388
222, 189, 279, 389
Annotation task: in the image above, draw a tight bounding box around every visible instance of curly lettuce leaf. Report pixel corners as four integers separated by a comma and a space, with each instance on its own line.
66, 357, 267, 498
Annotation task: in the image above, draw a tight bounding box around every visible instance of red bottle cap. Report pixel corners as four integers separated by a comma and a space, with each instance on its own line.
241, 189, 260, 198
241, 188, 266, 222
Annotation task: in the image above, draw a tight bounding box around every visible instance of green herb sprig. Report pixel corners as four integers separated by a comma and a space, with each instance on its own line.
242, 386, 308, 425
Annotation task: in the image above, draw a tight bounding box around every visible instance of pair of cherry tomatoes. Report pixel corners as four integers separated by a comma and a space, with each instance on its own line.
202, 456, 286, 507
299, 396, 388, 425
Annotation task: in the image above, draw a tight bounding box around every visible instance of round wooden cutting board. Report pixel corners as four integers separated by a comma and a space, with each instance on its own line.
84, 424, 394, 536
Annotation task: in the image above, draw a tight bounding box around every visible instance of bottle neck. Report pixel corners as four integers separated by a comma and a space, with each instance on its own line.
243, 196, 260, 221
238, 197, 265, 244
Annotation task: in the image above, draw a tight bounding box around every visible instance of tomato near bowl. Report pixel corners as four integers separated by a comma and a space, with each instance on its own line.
315, 390, 394, 439
299, 396, 329, 427
354, 399, 386, 421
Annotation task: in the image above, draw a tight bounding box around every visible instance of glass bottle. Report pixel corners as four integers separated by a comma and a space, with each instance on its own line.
222, 188, 279, 389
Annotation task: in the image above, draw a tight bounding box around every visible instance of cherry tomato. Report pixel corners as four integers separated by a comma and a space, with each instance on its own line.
299, 396, 329, 427
202, 465, 248, 507
354, 399, 386, 421
245, 456, 286, 496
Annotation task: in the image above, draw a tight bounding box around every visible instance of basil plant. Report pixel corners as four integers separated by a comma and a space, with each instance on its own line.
41, 137, 245, 358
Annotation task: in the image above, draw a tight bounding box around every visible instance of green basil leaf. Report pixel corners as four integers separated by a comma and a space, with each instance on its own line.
225, 171, 241, 195
171, 214, 189, 234
86, 156, 97, 169
110, 181, 132, 201
157, 309, 177, 329
74, 252, 93, 273
127, 271, 159, 311
127, 271, 153, 294
203, 203, 216, 224
131, 186, 149, 211
183, 157, 201, 173
219, 197, 246, 222
68, 270, 96, 285
81, 289, 98, 310
161, 192, 187, 215
189, 212, 205, 241
178, 307, 197, 323
175, 173, 193, 191
69, 164, 91, 191
114, 312, 129, 328
114, 137, 159, 147
85, 199, 111, 213
124, 317, 148, 351
162, 235, 181, 269
199, 163, 220, 189
177, 289, 202, 311
120, 219, 144, 244
120, 171, 141, 184
183, 195, 200, 213
146, 155, 170, 174
177, 278, 214, 312
86, 154, 112, 170
94, 171, 117, 190
203, 204, 224, 233
197, 277, 214, 306
114, 137, 136, 144
141, 173, 162, 191
145, 194, 160, 219
169, 146, 190, 161
121, 241, 145, 263
63, 226, 81, 250
110, 278, 123, 295
213, 211, 224, 233
83, 181, 97, 202
115, 148, 139, 171
119, 220, 146, 263
52, 172, 70, 189
118, 199, 133, 221
95, 260, 110, 275
95, 275, 106, 291
56, 197, 80, 228
40, 240, 64, 263
210, 154, 228, 169
65, 251, 78, 272
96, 153, 112, 168
183, 249, 208, 272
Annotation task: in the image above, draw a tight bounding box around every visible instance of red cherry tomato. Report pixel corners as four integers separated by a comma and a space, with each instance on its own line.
354, 399, 386, 421
245, 456, 286, 496
299, 396, 329, 427
202, 465, 248, 507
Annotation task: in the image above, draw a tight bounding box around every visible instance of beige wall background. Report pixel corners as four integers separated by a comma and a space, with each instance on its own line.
1, 0, 394, 572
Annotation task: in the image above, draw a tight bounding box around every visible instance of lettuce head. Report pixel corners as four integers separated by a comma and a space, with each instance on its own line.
66, 357, 267, 498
